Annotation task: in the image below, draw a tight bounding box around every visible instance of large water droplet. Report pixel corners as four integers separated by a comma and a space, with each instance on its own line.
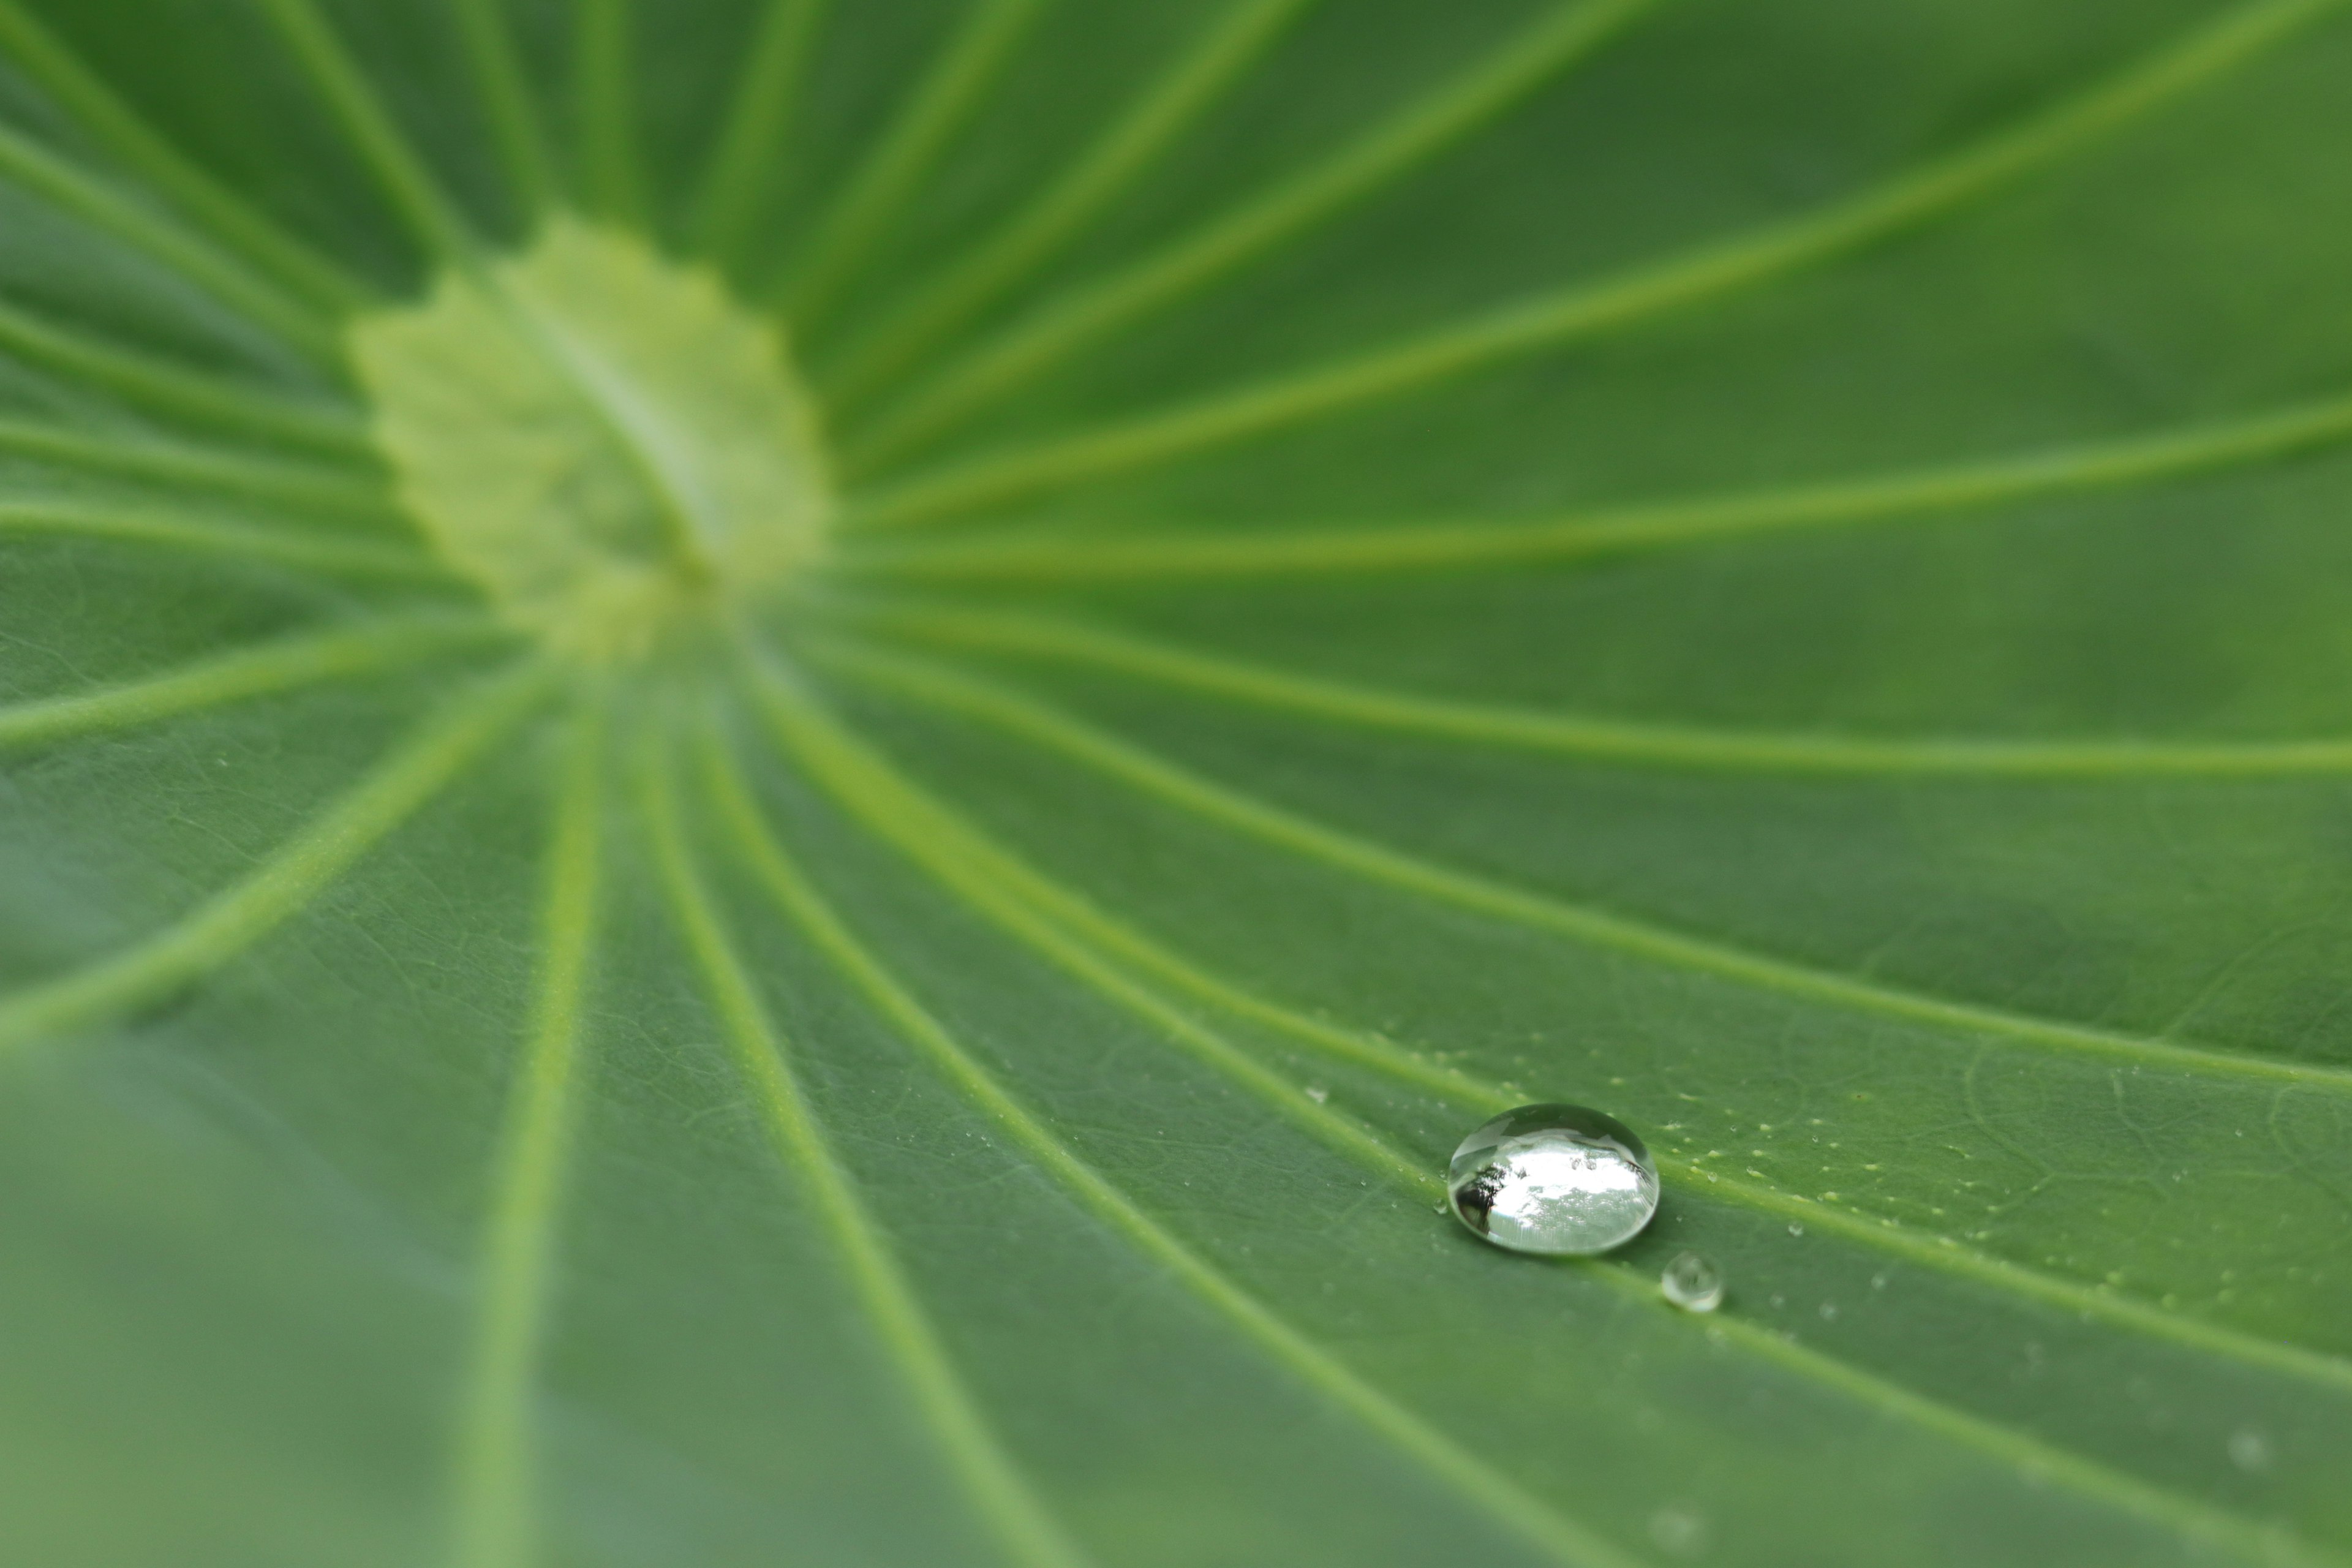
1660, 1251, 1724, 1312
1447, 1104, 1659, 1255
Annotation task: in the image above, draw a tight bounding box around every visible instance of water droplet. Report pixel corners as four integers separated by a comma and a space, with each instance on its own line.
2228, 1428, 2271, 1472
1446, 1104, 1659, 1256
1304, 1085, 1329, 1104
1787, 1222, 1804, 1237
1659, 1251, 1724, 1313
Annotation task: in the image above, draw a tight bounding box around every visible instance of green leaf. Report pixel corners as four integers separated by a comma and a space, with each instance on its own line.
2, 1, 2350, 1564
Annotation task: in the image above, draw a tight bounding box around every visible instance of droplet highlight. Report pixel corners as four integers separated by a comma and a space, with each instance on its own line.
1447, 1103, 1659, 1256
1659, 1251, 1724, 1312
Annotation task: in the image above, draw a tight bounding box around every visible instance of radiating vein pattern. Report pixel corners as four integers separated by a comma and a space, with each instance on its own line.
739, 646, 1433, 1194
451, 0, 554, 226
737, 631, 2352, 1395
0, 417, 400, 519
451, 696, 605, 1568
637, 718, 1088, 1568
820, 641, 2352, 1093
699, 701, 1646, 1568
846, 603, 2352, 777
2, 0, 2350, 1562
782, 0, 1049, 322
0, 658, 550, 1056
748, 653, 2348, 1568
0, 297, 370, 454
0, 118, 342, 359
844, 389, 2352, 578
848, 0, 2343, 527
820, 0, 1326, 404
0, 0, 369, 313
843, 0, 1661, 469
0, 497, 451, 579
688, 0, 835, 265
0, 615, 505, 752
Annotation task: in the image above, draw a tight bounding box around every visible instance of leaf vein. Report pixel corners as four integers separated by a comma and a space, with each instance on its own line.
848, 0, 2344, 528
0, 657, 552, 1057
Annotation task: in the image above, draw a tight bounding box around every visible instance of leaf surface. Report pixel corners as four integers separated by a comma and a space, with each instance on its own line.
2, 1, 2350, 1564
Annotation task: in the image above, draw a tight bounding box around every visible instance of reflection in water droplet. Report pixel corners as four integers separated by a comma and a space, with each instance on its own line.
1787, 1222, 1804, 1237
1304, 1085, 1329, 1104
1447, 1104, 1659, 1255
1660, 1251, 1724, 1312
2228, 1428, 2271, 1472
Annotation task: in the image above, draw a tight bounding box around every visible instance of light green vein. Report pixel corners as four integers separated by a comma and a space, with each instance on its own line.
847, 0, 2342, 527
0, 0, 369, 314
0, 417, 396, 521
450, 693, 605, 1568
0, 299, 371, 456
697, 706, 1645, 1568
845, 0, 1656, 473
815, 641, 2352, 1095
736, 649, 1432, 1194
0, 497, 456, 580
850, 603, 2352, 778
1681, 1159, 2352, 1397
635, 722, 1087, 1568
1659, 1278, 2337, 1567
451, 0, 554, 227
740, 658, 2342, 1568
0, 614, 507, 752
687, 0, 835, 268
756, 628, 2352, 1396
258, 0, 478, 266
822, 0, 1325, 409
846, 388, 2352, 579
782, 0, 1050, 325
755, 635, 1484, 1101
0, 114, 341, 359
573, 0, 645, 228
0, 657, 552, 1058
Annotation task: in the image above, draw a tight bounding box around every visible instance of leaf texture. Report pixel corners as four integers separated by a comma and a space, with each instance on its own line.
1, 1, 2350, 1564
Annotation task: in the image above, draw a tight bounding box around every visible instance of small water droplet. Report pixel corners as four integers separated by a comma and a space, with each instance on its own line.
1304, 1085, 1329, 1104
1659, 1251, 1724, 1313
1446, 1104, 1659, 1256
1817, 1300, 1839, 1322
1787, 1222, 1804, 1237
2228, 1428, 2271, 1472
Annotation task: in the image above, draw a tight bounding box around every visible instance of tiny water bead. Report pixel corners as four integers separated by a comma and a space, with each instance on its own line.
1659, 1251, 1724, 1312
1447, 1104, 1660, 1256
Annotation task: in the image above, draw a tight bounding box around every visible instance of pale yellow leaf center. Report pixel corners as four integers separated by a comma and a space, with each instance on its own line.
350, 219, 832, 661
